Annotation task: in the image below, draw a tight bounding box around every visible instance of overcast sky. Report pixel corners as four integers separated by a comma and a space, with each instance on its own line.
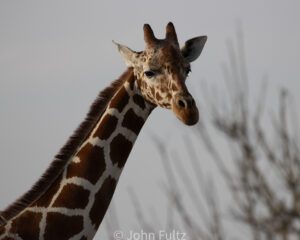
0, 1, 300, 239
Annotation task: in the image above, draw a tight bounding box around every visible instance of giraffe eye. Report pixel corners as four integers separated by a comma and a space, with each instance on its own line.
185, 67, 191, 76
144, 70, 156, 78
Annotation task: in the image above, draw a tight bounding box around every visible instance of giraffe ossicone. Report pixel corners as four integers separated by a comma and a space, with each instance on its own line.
0, 22, 206, 240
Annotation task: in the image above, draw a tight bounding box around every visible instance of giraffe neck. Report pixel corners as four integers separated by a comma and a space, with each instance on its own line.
0, 69, 154, 240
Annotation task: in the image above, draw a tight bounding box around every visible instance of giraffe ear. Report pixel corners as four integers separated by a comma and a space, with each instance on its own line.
113, 41, 138, 67
181, 36, 207, 62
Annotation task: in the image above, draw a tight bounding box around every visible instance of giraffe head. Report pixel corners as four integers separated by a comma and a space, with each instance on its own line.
114, 22, 207, 125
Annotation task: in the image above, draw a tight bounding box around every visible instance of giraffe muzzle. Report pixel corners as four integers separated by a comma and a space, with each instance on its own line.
172, 93, 199, 126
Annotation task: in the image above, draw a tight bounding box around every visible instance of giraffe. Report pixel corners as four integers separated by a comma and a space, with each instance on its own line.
0, 22, 207, 240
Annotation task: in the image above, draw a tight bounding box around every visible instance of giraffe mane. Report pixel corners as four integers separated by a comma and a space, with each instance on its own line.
0, 68, 134, 225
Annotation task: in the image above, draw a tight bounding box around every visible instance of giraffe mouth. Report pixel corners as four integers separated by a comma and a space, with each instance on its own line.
172, 93, 199, 126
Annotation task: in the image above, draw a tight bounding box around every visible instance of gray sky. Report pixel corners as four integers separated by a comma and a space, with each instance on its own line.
0, 1, 300, 239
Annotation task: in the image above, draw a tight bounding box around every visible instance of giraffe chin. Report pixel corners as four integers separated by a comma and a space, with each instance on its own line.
172, 106, 199, 126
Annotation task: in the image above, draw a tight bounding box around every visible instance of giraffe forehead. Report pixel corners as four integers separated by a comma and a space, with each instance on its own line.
143, 44, 185, 68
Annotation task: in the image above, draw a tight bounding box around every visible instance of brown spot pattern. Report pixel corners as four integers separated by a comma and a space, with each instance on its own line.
150, 86, 155, 96
89, 177, 116, 228
10, 211, 42, 240
67, 143, 106, 184
93, 114, 118, 139
162, 103, 170, 108
129, 78, 135, 90
0, 226, 5, 235
109, 87, 129, 112
34, 174, 63, 207
166, 65, 171, 74
110, 134, 133, 168
133, 94, 145, 110
52, 183, 90, 209
172, 83, 178, 91
122, 109, 145, 135
155, 92, 162, 101
44, 213, 83, 240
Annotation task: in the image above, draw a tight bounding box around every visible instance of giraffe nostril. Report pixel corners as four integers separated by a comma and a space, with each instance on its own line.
175, 95, 196, 109
177, 99, 186, 108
